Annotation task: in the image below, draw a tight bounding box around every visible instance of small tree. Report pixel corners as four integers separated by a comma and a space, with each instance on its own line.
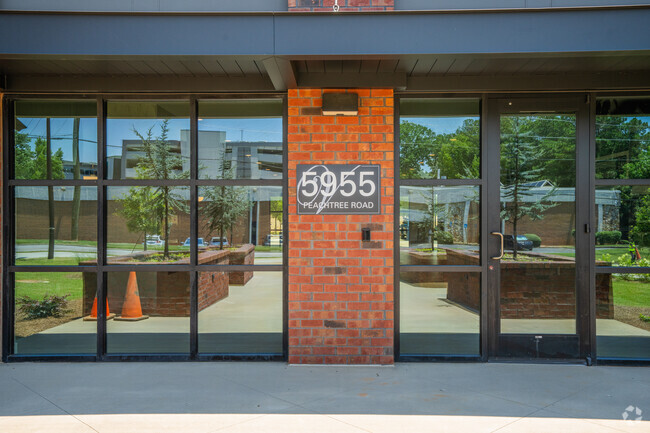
418, 187, 450, 252
117, 183, 164, 251
500, 116, 557, 260
201, 150, 250, 249
132, 120, 189, 259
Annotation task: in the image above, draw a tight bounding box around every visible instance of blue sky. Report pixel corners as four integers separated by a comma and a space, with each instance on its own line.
18, 116, 283, 162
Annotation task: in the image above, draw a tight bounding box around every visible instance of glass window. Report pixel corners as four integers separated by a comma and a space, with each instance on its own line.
14, 186, 98, 265
198, 271, 282, 354
13, 100, 97, 180
14, 271, 96, 355
106, 101, 190, 180
106, 271, 190, 354
400, 271, 480, 356
399, 186, 480, 265
399, 98, 480, 180
107, 187, 190, 264
198, 100, 283, 180
596, 98, 650, 180
596, 276, 650, 359
198, 186, 283, 265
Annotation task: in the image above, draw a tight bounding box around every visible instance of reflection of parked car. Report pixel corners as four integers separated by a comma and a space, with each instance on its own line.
183, 238, 205, 247
264, 234, 283, 246
504, 235, 534, 251
144, 235, 165, 246
210, 237, 229, 247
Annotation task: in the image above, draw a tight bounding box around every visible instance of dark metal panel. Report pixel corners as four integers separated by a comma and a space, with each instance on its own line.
428, 57, 457, 76
282, 94, 288, 362
2, 98, 13, 361
575, 94, 592, 361
324, 60, 343, 74
485, 98, 500, 358
588, 93, 597, 362
480, 94, 489, 361
399, 266, 482, 273
0, 14, 276, 56
377, 59, 399, 73
274, 9, 650, 55
0, 0, 287, 12
263, 58, 297, 91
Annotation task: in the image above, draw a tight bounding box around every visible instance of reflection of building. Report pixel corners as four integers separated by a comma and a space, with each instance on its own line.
62, 160, 98, 179
107, 129, 281, 179
14, 186, 280, 246
403, 185, 620, 246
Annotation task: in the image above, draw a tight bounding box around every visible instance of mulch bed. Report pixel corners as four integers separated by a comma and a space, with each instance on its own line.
613, 305, 650, 332
14, 299, 83, 338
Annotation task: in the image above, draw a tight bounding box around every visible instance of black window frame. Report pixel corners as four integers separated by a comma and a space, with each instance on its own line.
2, 93, 288, 362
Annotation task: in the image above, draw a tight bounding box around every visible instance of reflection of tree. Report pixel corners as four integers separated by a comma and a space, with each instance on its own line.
400, 119, 480, 179
132, 120, 188, 259
201, 150, 250, 250
117, 184, 164, 252
630, 190, 650, 246
500, 116, 557, 260
418, 187, 452, 251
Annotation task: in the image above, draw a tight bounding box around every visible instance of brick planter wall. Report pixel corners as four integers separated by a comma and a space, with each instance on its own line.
288, 88, 394, 364
289, 0, 393, 12
228, 244, 255, 285
440, 249, 614, 319
82, 250, 230, 317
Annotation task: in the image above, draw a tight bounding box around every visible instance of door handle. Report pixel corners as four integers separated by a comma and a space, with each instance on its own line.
491, 232, 504, 260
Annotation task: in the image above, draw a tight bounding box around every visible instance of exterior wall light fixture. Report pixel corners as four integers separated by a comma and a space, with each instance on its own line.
322, 93, 359, 116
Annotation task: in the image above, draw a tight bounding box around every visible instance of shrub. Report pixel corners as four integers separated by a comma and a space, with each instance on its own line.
432, 230, 454, 245
17, 294, 70, 320
641, 314, 650, 323
595, 231, 622, 245
524, 234, 542, 248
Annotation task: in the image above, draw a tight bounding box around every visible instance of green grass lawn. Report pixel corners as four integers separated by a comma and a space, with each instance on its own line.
612, 277, 650, 307
15, 274, 84, 300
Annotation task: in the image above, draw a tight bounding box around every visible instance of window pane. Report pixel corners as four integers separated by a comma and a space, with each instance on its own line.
595, 185, 650, 267
107, 186, 190, 264
400, 271, 480, 356
15, 186, 97, 265
14, 100, 97, 180
596, 98, 650, 180
499, 114, 576, 335
199, 271, 282, 354
597, 275, 650, 359
106, 101, 190, 180
399, 186, 480, 265
106, 271, 190, 354
198, 100, 283, 179
198, 186, 283, 265
14, 272, 95, 355
399, 98, 480, 180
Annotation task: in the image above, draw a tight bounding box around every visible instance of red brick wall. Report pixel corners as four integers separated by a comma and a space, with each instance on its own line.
287, 88, 394, 364
289, 0, 393, 12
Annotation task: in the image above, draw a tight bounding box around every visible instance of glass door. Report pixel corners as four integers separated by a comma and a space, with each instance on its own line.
487, 97, 590, 360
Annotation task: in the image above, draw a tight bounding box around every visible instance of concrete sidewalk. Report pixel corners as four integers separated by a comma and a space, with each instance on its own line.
0, 362, 648, 433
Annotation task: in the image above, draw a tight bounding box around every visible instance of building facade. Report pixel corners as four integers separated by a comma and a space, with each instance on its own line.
1, 1, 649, 364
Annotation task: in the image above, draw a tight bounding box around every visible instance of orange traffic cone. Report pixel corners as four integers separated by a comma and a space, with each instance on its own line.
115, 271, 149, 321
83, 295, 115, 321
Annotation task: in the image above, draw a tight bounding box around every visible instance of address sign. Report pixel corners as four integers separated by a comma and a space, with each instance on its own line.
297, 164, 381, 215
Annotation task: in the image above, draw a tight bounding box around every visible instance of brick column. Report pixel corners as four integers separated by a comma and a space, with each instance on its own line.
287, 88, 394, 365
288, 0, 393, 12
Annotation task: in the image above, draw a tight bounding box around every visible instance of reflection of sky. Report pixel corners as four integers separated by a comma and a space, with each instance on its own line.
106, 118, 189, 157
401, 116, 472, 134
17, 117, 98, 163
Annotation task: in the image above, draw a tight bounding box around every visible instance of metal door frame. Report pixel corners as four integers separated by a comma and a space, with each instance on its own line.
485, 96, 592, 361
